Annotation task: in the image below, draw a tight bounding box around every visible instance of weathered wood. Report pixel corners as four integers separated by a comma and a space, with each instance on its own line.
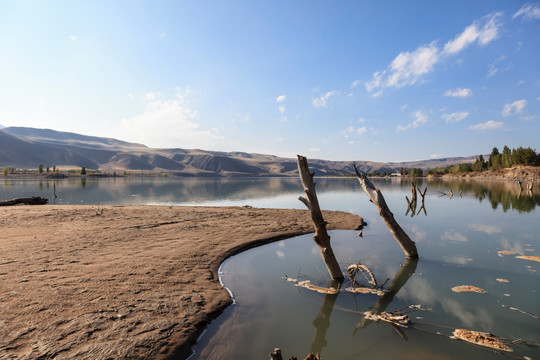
353, 164, 418, 260
297, 155, 344, 281
270, 348, 283, 360
0, 196, 48, 206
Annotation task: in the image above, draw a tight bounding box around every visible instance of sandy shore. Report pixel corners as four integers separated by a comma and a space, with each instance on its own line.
0, 205, 363, 359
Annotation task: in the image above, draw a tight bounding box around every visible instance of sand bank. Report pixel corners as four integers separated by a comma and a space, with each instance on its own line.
0, 205, 362, 359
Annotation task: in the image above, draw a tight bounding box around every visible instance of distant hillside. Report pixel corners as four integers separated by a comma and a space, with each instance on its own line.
0, 127, 476, 176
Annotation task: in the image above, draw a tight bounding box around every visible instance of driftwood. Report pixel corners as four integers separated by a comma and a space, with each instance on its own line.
297, 155, 344, 281
353, 165, 418, 260
0, 196, 48, 206
269, 348, 322, 360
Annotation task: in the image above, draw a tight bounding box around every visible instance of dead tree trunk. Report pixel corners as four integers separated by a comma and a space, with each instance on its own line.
297, 156, 344, 281
353, 165, 418, 260
0, 197, 48, 206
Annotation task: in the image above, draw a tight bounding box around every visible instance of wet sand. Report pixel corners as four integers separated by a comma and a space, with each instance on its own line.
0, 205, 363, 359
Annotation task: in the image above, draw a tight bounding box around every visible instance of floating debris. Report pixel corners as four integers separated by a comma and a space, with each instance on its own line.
503, 294, 511, 297
452, 329, 513, 352
343, 286, 385, 296
498, 250, 515, 256
496, 278, 509, 283
502, 305, 540, 320
285, 277, 339, 294
452, 285, 486, 294
516, 255, 540, 263
364, 311, 411, 328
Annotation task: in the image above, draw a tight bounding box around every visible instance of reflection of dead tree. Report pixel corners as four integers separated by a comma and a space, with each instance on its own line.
438, 190, 453, 199
355, 259, 418, 332
309, 280, 340, 356
406, 183, 428, 217
354, 165, 418, 260
297, 156, 344, 281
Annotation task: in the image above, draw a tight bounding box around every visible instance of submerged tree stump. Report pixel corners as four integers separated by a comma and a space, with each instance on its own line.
297, 155, 344, 281
354, 165, 418, 260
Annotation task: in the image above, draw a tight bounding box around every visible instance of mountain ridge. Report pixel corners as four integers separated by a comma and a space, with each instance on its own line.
0, 127, 477, 176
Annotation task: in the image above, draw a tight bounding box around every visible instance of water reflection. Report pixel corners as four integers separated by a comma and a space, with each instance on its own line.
309, 280, 341, 355
435, 179, 540, 213
1, 177, 539, 212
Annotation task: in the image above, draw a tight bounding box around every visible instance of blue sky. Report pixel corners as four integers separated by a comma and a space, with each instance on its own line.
1, 1, 539, 162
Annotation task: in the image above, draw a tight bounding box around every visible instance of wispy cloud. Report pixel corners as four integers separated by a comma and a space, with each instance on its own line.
443, 13, 502, 55
487, 55, 507, 78
469, 120, 503, 130
396, 110, 428, 132
312, 90, 336, 107
341, 125, 367, 138
441, 230, 468, 242
502, 99, 527, 117
468, 224, 502, 234
276, 95, 286, 103
121, 89, 224, 148
278, 105, 285, 114
350, 80, 360, 89
442, 111, 469, 123
69, 35, 77, 41
365, 13, 502, 96
444, 88, 472, 97
513, 2, 540, 20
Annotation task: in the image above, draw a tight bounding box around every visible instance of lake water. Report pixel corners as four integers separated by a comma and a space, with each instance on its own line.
2, 176, 540, 359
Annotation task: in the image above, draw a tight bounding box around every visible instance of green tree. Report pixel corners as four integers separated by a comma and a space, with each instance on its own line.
512, 147, 537, 165
472, 155, 486, 172
502, 146, 512, 168
81, 167, 87, 175
38, 164, 44, 173
488, 147, 500, 169
3, 166, 9, 176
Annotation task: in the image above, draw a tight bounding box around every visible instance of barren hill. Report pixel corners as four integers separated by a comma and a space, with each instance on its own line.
0, 127, 476, 176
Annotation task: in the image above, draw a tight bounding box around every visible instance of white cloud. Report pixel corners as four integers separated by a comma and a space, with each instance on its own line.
443, 13, 502, 55
502, 99, 527, 117
442, 111, 469, 123
128, 93, 134, 99
69, 35, 77, 41
487, 55, 507, 78
441, 230, 468, 242
308, 147, 320, 152
444, 88, 472, 97
278, 105, 285, 114
350, 80, 360, 89
276, 95, 286, 103
387, 42, 440, 88
365, 13, 502, 96
468, 120, 503, 130
312, 90, 336, 107
357, 117, 366, 123
396, 110, 428, 132
341, 126, 367, 138
121, 89, 224, 148
468, 224, 502, 235
513, 3, 540, 20
160, 32, 167, 38
401, 104, 408, 111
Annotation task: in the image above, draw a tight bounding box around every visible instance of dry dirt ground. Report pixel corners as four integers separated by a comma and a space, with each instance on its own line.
0, 205, 362, 360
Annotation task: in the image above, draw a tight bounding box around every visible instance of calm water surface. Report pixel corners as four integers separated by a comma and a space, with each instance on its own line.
2, 177, 539, 359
